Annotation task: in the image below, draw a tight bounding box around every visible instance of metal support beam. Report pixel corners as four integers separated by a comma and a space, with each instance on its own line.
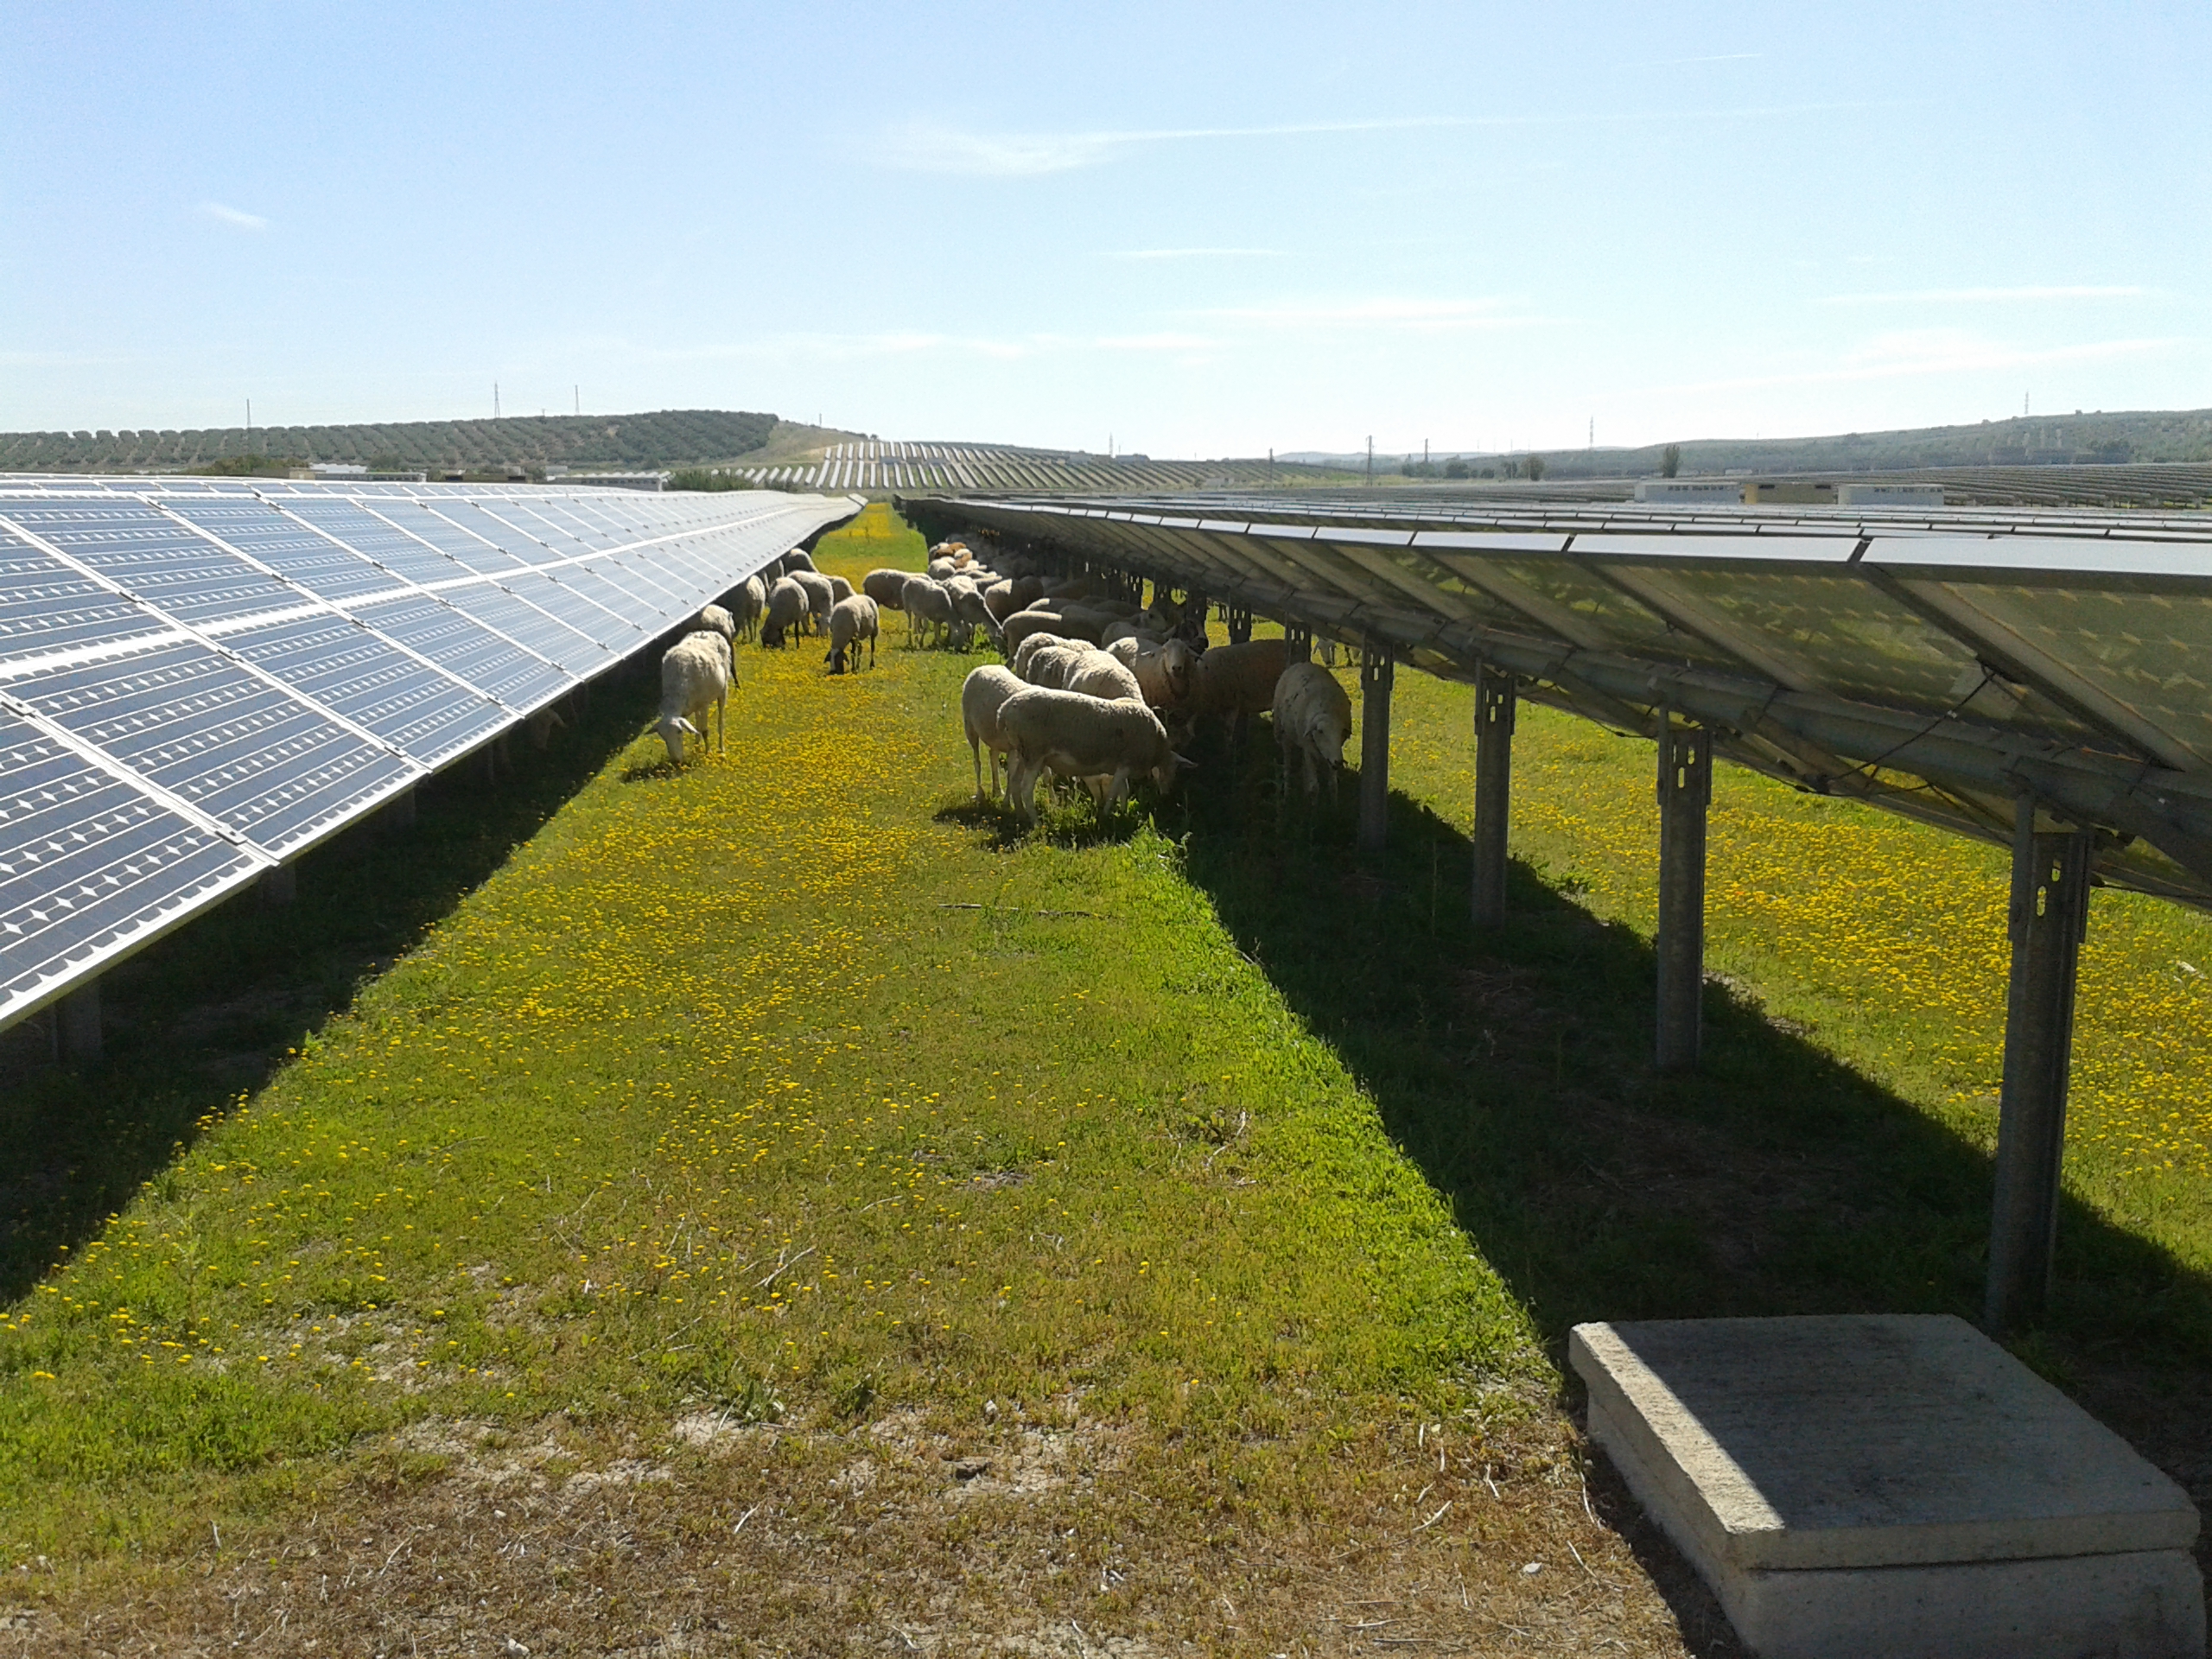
53, 980, 100, 1065
1985, 807, 2094, 1332
1656, 720, 1713, 1073
1359, 645, 1394, 856
1472, 668, 1516, 928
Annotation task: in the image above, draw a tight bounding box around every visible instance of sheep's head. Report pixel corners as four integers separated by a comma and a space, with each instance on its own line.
657, 715, 697, 764
1159, 641, 1198, 702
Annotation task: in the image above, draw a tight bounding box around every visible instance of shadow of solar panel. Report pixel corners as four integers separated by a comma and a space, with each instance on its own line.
506, 573, 634, 649
280, 499, 471, 588
5, 639, 415, 858
371, 500, 529, 576
224, 613, 505, 766
0, 709, 261, 1018
445, 584, 605, 673
166, 498, 400, 602
359, 592, 572, 711
0, 502, 302, 624
0, 530, 174, 667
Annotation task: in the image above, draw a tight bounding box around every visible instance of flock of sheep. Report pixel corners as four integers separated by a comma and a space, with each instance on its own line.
652, 535, 1357, 824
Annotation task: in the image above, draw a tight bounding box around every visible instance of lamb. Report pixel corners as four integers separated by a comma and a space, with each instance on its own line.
792, 569, 835, 635
1272, 661, 1354, 802
1000, 689, 1192, 824
1011, 630, 1084, 680
761, 575, 809, 647
1190, 638, 1291, 734
657, 631, 731, 762
695, 603, 736, 644
902, 574, 957, 646
863, 568, 911, 611
824, 594, 880, 674
1106, 638, 1199, 713
959, 664, 1024, 802
1063, 650, 1143, 704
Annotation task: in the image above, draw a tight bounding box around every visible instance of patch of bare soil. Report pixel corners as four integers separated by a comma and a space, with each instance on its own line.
4, 1407, 1739, 1656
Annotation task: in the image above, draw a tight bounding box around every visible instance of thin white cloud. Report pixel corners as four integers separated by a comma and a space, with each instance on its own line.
1195, 296, 1544, 332
1105, 248, 1286, 260
199, 200, 268, 231
1818, 285, 2151, 305
874, 102, 1881, 176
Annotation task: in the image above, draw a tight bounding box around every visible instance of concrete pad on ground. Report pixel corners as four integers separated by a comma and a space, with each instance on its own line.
1570, 1314, 2203, 1659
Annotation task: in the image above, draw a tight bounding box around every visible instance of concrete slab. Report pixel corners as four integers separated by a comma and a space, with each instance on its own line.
1572, 1316, 2203, 1659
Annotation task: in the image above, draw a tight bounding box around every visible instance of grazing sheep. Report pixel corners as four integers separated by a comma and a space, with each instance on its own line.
982, 579, 1022, 621
1190, 638, 1291, 734
793, 569, 835, 635
1101, 618, 1165, 648
1001, 607, 1072, 660
828, 575, 853, 605
780, 549, 817, 575
824, 594, 880, 674
862, 568, 910, 611
1001, 689, 1192, 824
1064, 651, 1143, 704
1047, 604, 1120, 646
695, 603, 736, 644
1106, 638, 1200, 713
1011, 630, 1084, 681
927, 556, 958, 582
1022, 643, 1091, 690
1041, 576, 1097, 601
1272, 661, 1354, 802
960, 664, 1024, 802
762, 575, 809, 647
944, 575, 1001, 651
901, 574, 957, 646
657, 631, 731, 761
995, 575, 1046, 617
732, 575, 766, 641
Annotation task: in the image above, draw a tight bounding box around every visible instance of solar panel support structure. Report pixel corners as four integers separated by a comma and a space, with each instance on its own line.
54, 982, 101, 1065
1472, 667, 1516, 929
1985, 807, 2095, 1332
1656, 719, 1713, 1074
1358, 645, 1395, 858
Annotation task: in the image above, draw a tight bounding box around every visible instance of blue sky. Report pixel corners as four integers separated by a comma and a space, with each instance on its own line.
5, 0, 2208, 456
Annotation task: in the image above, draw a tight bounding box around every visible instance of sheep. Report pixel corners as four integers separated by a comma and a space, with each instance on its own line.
1272, 661, 1354, 802
862, 568, 911, 611
960, 664, 1024, 802
1041, 576, 1097, 601
1022, 643, 1091, 690
695, 603, 736, 644
657, 631, 731, 761
1011, 630, 1084, 680
1106, 638, 1199, 713
824, 594, 880, 674
1001, 607, 1072, 659
828, 574, 854, 605
944, 575, 1001, 651
902, 574, 957, 646
1047, 605, 1120, 645
991, 575, 1046, 618
1190, 638, 1290, 736
525, 705, 565, 751
1064, 651, 1143, 704
1101, 617, 1165, 648
1000, 689, 1192, 824
780, 549, 817, 575
927, 556, 958, 582
732, 575, 766, 641
793, 569, 835, 635
761, 575, 809, 647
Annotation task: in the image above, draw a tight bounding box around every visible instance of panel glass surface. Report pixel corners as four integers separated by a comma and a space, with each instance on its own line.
368, 500, 528, 575
505, 573, 631, 647
280, 499, 471, 587
166, 498, 400, 602
1478, 555, 1743, 670
562, 564, 663, 628
594, 553, 694, 611
5, 639, 415, 855
444, 584, 603, 672
0, 708, 259, 1015
432, 500, 563, 567
0, 502, 301, 623
0, 528, 174, 665
490, 503, 602, 561
518, 501, 623, 550
359, 593, 573, 710
224, 613, 505, 765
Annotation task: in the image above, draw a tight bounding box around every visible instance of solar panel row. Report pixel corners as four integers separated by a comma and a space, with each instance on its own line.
0, 480, 857, 1033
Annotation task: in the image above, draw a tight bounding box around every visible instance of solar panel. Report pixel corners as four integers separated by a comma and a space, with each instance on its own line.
4, 637, 416, 857
165, 498, 400, 602
0, 501, 302, 623
0, 526, 174, 667
280, 499, 471, 587
432, 500, 564, 567
356, 590, 574, 711
442, 583, 606, 674
366, 499, 531, 576
0, 705, 261, 1015
223, 612, 505, 766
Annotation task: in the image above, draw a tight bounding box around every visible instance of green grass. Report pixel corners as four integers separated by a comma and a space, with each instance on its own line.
4, 505, 2210, 1651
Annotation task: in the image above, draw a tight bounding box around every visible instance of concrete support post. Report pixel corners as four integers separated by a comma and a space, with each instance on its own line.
1655, 719, 1713, 1073
53, 980, 100, 1065
1285, 624, 1311, 664
1985, 805, 2094, 1332
1226, 606, 1254, 645
1471, 667, 1516, 929
260, 863, 297, 907
1358, 645, 1394, 857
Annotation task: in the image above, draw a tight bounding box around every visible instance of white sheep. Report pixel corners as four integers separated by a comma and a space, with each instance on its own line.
1190, 638, 1291, 735
828, 574, 854, 605
1101, 617, 1164, 648
1063, 650, 1143, 703
657, 631, 732, 761
1013, 631, 1084, 681
1000, 689, 1192, 823
927, 556, 958, 582
781, 549, 817, 575
1106, 638, 1200, 713
732, 575, 766, 641
862, 568, 909, 611
824, 594, 880, 674
761, 575, 809, 647
1002, 607, 1076, 658
944, 574, 1001, 651
960, 664, 1024, 802
695, 603, 736, 644
1272, 661, 1354, 802
793, 569, 835, 635
1021, 643, 1090, 689
902, 575, 957, 647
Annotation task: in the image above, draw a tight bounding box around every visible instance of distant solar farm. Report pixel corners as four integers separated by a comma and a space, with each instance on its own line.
743, 441, 1338, 494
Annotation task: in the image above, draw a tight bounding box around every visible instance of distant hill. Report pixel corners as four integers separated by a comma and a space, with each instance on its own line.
0, 409, 783, 474
1288, 408, 2212, 480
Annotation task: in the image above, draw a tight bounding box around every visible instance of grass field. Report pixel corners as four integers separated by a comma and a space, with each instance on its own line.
4, 501, 2210, 1654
